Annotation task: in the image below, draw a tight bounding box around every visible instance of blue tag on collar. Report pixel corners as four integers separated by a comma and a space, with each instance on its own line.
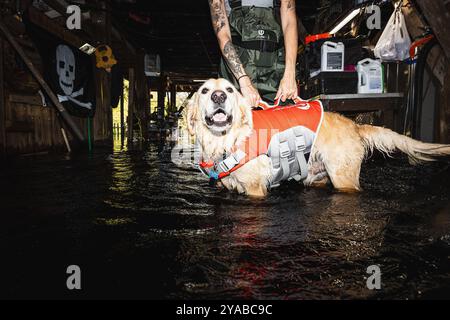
208, 170, 219, 180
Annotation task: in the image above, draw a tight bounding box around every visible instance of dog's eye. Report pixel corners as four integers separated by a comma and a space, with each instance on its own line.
201, 88, 210, 94
226, 87, 234, 93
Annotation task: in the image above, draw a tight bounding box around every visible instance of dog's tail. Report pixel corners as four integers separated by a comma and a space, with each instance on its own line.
358, 125, 450, 164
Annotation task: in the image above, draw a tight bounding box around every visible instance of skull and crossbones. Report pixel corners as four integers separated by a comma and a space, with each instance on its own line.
56, 45, 92, 110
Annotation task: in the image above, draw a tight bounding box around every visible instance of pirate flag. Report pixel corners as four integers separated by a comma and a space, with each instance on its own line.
24, 15, 96, 118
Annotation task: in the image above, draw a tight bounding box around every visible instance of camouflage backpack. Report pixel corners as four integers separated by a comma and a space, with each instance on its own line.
220, 0, 285, 102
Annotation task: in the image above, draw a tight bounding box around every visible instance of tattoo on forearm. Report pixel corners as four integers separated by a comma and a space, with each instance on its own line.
223, 40, 245, 78
209, 0, 226, 34
287, 0, 295, 10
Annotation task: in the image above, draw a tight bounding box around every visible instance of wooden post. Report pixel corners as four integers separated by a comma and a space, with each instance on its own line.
0, 19, 85, 142
105, 0, 112, 142
439, 70, 450, 143
91, 0, 113, 145
120, 92, 125, 142
170, 84, 177, 114
127, 68, 135, 142
145, 77, 151, 137
135, 50, 149, 140
157, 74, 166, 128
0, 37, 5, 154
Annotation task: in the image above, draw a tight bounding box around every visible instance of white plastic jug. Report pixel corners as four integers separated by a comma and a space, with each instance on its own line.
321, 41, 345, 72
357, 58, 383, 94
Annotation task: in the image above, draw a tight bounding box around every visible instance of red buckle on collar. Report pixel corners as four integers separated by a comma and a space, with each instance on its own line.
199, 161, 214, 168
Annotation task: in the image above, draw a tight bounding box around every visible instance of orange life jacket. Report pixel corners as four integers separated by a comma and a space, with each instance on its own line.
199, 98, 324, 187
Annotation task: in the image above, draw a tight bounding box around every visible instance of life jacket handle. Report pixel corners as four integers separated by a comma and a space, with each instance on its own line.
256, 96, 309, 110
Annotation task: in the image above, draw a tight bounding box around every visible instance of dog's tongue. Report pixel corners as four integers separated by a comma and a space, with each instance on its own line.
213, 113, 227, 122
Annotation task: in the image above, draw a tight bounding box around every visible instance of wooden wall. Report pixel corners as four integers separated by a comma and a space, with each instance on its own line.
403, 0, 450, 143
4, 93, 82, 154
442, 70, 450, 143
0, 8, 114, 155
0, 38, 113, 155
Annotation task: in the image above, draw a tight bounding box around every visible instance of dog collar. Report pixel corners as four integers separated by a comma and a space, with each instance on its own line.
198, 149, 247, 181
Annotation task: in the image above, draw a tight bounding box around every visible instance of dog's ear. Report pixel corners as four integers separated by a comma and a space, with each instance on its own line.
185, 92, 199, 136
238, 92, 253, 128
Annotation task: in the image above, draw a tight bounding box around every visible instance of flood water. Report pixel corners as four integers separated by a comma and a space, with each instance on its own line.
1, 138, 450, 300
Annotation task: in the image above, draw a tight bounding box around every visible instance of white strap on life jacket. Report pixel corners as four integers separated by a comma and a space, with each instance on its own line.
268, 125, 314, 189
292, 126, 309, 182
218, 149, 246, 174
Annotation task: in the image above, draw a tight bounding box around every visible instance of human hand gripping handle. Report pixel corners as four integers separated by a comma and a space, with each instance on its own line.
275, 70, 298, 103
257, 95, 307, 110
239, 75, 261, 108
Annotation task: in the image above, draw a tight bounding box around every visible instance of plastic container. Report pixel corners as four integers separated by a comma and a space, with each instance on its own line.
321, 41, 345, 72
356, 58, 384, 94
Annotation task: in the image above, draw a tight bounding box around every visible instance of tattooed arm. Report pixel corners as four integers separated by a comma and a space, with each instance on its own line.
208, 0, 261, 106
276, 0, 299, 101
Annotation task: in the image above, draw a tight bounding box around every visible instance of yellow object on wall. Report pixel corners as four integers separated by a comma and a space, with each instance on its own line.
95, 45, 117, 71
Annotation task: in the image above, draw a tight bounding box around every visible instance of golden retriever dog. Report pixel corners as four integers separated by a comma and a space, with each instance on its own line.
186, 78, 450, 197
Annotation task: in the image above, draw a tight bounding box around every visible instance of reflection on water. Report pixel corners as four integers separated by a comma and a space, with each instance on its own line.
0, 137, 450, 299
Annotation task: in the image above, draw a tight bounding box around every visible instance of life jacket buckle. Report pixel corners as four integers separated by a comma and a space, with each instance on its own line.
295, 135, 306, 152
279, 141, 291, 158
218, 150, 246, 172
219, 157, 237, 172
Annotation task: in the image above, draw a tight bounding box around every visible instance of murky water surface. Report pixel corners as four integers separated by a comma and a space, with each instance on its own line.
1, 140, 450, 299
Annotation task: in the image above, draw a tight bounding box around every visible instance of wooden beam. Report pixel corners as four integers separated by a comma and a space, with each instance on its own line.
42, 0, 68, 16
42, 0, 69, 17
28, 6, 86, 49
415, 0, 450, 60
43, 0, 96, 37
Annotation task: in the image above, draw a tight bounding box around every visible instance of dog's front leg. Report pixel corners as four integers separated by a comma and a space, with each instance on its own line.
244, 183, 268, 198
221, 176, 268, 197
238, 156, 271, 197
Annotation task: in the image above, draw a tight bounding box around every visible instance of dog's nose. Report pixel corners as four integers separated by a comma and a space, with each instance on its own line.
211, 90, 227, 104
